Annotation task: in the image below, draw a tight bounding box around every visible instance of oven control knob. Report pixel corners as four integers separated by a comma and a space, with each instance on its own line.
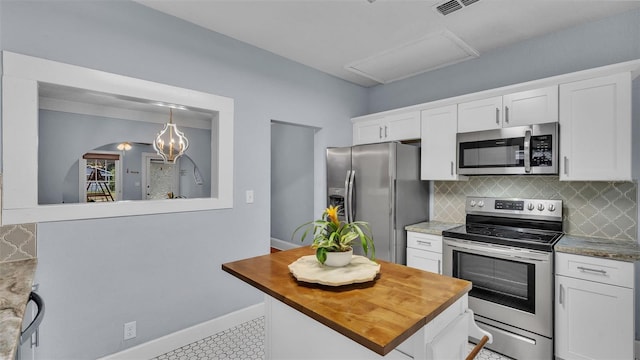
527, 203, 535, 211
537, 203, 545, 211
548, 204, 556, 212
478, 201, 484, 208
469, 200, 476, 207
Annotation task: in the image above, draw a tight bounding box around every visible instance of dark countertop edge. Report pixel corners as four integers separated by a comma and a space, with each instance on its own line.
555, 235, 640, 262
0, 258, 38, 360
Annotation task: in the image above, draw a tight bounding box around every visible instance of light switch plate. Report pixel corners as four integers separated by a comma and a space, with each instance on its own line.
246, 190, 254, 204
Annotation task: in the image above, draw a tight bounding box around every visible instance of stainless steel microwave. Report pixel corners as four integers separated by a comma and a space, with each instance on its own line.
457, 122, 558, 175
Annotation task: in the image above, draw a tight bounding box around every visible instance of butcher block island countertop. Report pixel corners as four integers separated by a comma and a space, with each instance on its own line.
222, 247, 472, 357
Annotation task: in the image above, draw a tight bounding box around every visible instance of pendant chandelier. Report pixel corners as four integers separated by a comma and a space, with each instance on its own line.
153, 108, 189, 163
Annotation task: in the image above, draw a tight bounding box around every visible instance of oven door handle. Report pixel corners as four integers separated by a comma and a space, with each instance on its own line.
445, 240, 550, 262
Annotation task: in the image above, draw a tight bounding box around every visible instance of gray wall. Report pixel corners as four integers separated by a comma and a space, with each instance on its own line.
0, 1, 367, 358
367, 8, 640, 113
270, 122, 315, 245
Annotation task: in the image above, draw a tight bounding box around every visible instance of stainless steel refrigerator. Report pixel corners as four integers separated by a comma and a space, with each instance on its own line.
326, 142, 429, 264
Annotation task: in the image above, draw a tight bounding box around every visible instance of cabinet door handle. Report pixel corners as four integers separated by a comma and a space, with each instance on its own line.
417, 240, 432, 247
495, 107, 500, 124
384, 125, 388, 138
379, 126, 383, 139
505, 106, 509, 123
437, 260, 441, 274
563, 156, 568, 175
450, 161, 454, 176
559, 284, 564, 305
577, 266, 607, 275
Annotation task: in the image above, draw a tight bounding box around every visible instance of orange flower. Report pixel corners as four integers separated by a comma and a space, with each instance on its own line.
326, 205, 340, 226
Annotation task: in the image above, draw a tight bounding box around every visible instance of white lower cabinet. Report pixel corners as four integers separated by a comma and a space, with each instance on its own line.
555, 253, 635, 360
406, 232, 442, 274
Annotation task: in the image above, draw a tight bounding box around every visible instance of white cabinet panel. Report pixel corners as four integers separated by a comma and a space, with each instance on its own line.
406, 232, 442, 274
555, 275, 634, 360
555, 252, 635, 360
407, 232, 443, 253
559, 73, 632, 181
421, 105, 466, 181
556, 252, 634, 288
407, 248, 441, 274
457, 96, 503, 133
353, 119, 385, 145
458, 86, 558, 133
353, 111, 420, 145
503, 86, 558, 127
385, 111, 421, 141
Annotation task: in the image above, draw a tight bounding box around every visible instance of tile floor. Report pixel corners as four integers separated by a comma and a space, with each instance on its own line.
152, 316, 511, 360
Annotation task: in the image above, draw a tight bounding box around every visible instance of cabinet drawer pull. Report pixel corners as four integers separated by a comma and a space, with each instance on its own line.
495, 107, 500, 124
417, 240, 432, 247
577, 266, 607, 275
505, 106, 509, 123
379, 126, 383, 139
384, 125, 388, 138
450, 161, 454, 176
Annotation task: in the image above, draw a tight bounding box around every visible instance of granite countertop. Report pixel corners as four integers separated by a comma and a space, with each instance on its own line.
222, 247, 471, 356
0, 259, 37, 359
405, 221, 462, 235
555, 235, 640, 262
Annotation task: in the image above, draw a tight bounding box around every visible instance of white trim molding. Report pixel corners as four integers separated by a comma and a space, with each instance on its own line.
98, 303, 264, 360
1, 51, 234, 224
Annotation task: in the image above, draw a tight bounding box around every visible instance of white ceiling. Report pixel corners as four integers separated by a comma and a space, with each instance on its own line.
137, 0, 640, 87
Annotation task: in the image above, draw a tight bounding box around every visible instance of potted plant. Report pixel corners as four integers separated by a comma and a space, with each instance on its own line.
292, 205, 375, 266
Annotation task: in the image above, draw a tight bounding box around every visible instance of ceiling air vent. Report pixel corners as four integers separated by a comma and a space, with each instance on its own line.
461, 0, 480, 6
436, 0, 462, 15
434, 0, 480, 16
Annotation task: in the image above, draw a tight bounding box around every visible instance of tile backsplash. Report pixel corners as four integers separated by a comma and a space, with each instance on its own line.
0, 224, 37, 262
433, 176, 637, 241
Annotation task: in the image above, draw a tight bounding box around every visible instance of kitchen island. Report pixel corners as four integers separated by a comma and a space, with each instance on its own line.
222, 247, 474, 359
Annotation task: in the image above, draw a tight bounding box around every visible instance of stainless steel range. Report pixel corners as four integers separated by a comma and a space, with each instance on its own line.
443, 196, 563, 360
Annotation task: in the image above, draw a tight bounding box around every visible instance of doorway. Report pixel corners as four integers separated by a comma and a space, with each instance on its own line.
270, 121, 318, 249
142, 153, 180, 199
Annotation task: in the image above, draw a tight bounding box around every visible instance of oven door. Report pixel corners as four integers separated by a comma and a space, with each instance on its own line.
443, 237, 553, 338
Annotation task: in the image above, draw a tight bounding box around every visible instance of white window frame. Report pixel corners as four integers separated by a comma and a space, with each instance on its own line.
79, 151, 123, 203
1, 51, 234, 224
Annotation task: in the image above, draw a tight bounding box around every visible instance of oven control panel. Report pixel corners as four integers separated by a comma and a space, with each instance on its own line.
466, 196, 562, 221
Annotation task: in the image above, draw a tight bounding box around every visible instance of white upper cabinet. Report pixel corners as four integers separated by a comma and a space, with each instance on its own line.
458, 86, 558, 133
353, 111, 420, 145
457, 96, 503, 132
503, 86, 559, 127
559, 73, 632, 181
421, 105, 466, 180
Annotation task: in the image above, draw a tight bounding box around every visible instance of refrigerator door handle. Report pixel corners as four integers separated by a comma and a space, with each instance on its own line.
343, 170, 351, 222
348, 170, 356, 222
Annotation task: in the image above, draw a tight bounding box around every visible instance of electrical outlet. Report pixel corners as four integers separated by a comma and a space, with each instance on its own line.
124, 321, 136, 340
246, 190, 254, 204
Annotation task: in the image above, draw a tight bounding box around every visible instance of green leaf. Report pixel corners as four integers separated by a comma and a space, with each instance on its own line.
316, 247, 327, 264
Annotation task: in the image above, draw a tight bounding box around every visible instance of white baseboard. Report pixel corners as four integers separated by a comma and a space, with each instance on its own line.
270, 237, 301, 251
99, 303, 264, 360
